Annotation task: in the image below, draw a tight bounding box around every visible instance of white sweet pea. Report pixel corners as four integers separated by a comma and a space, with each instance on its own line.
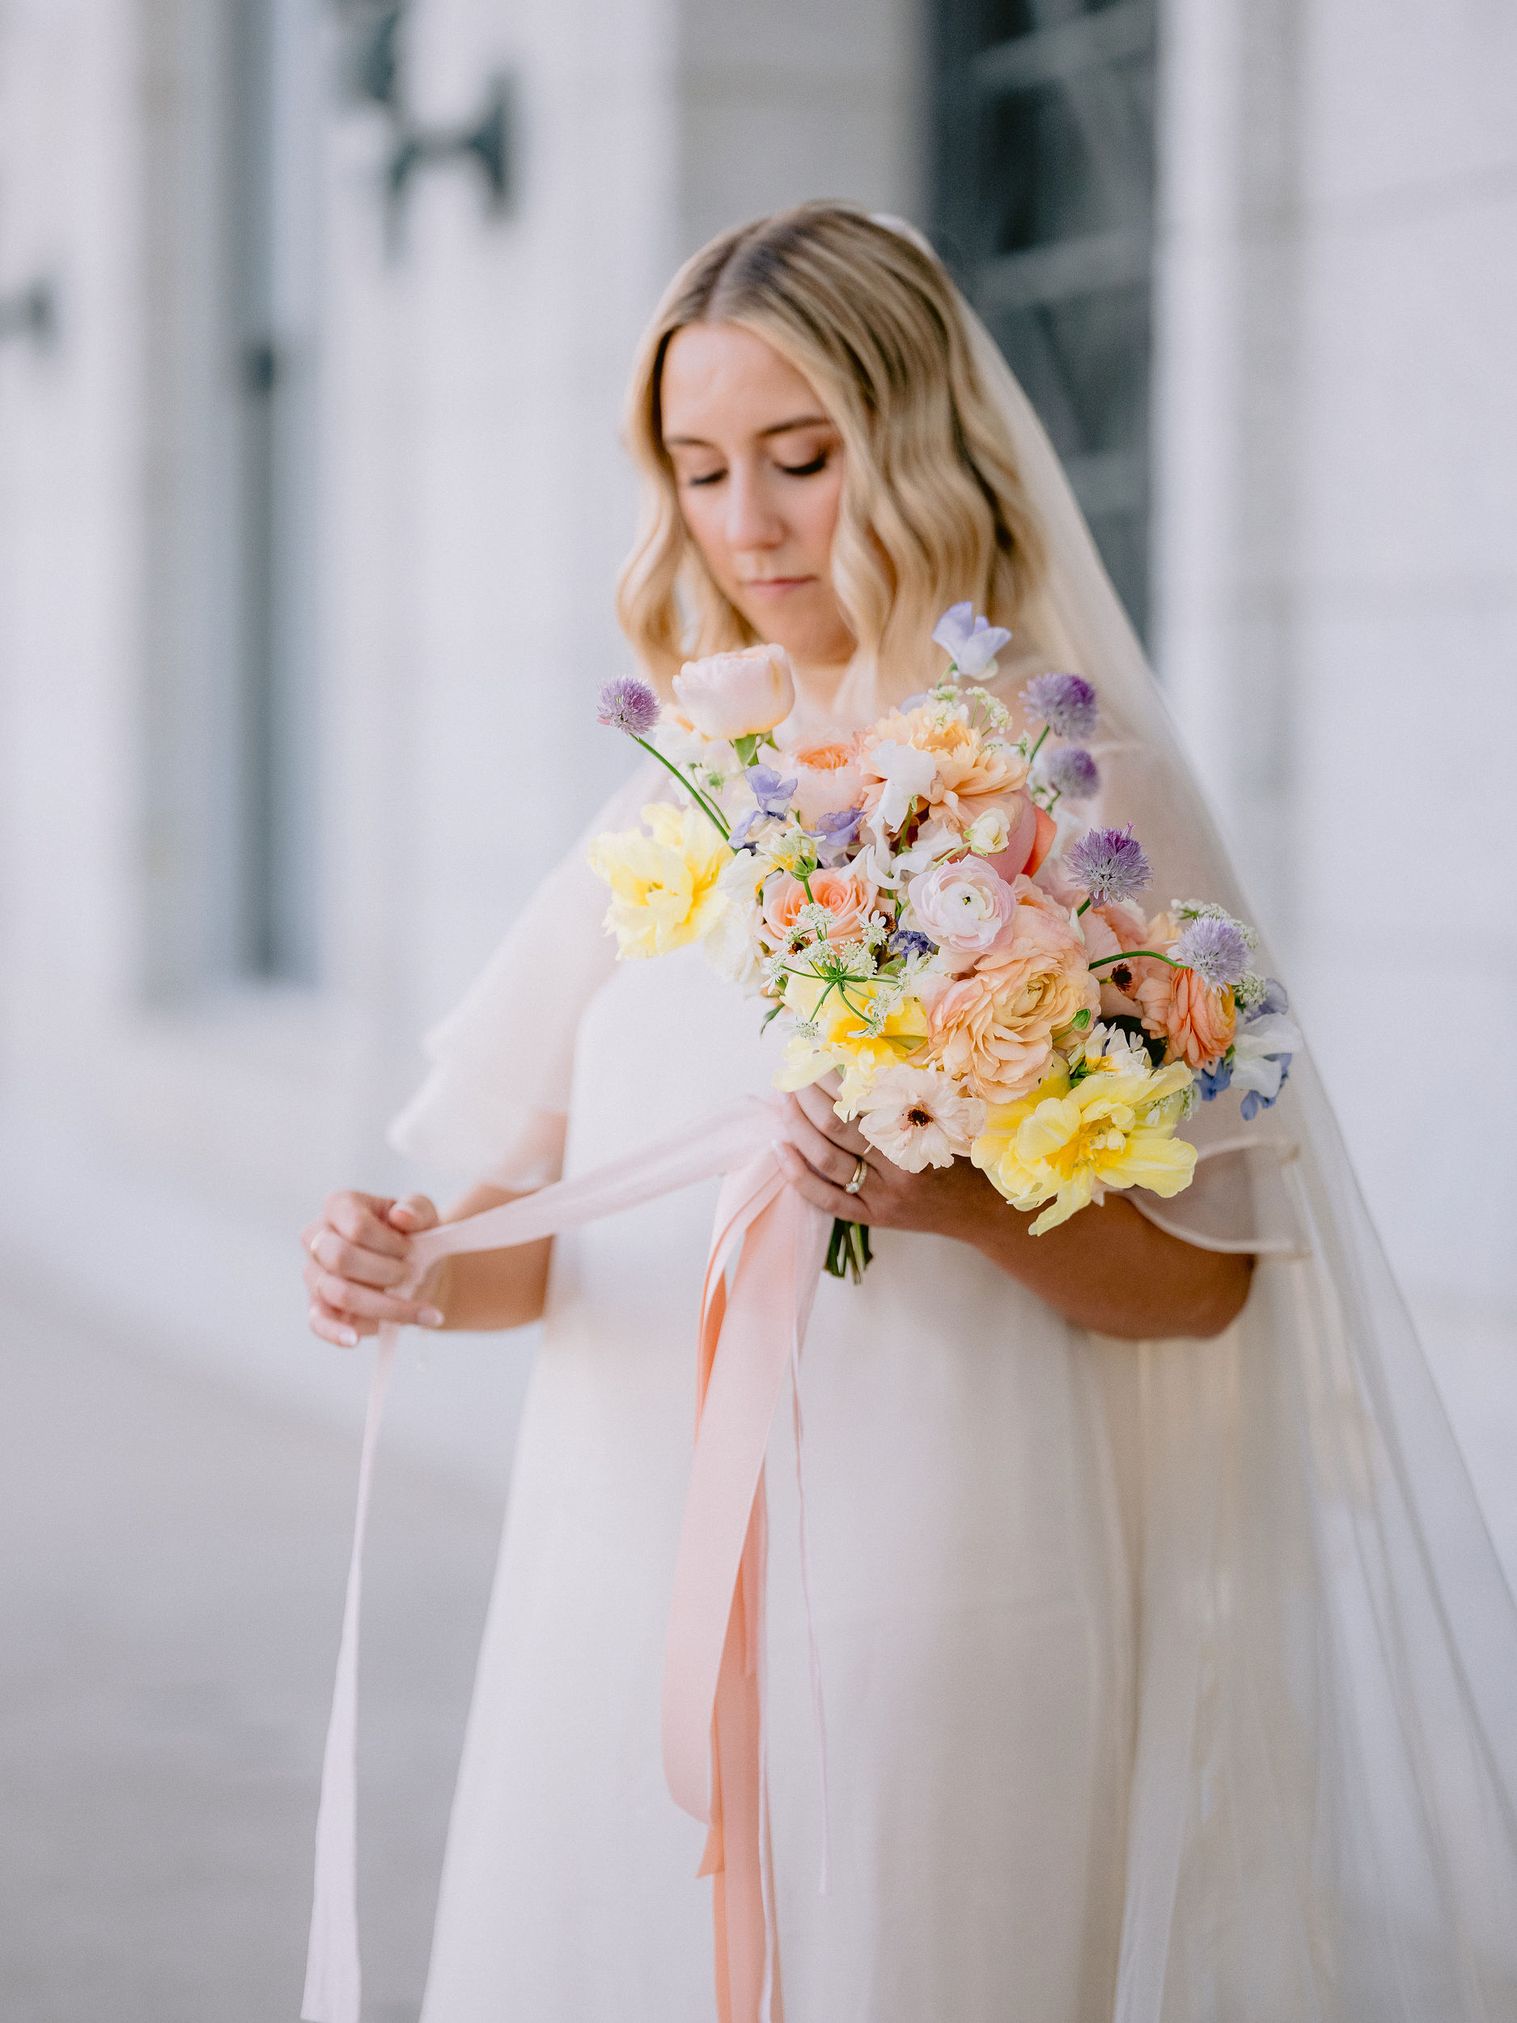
1230, 1012, 1303, 1102
931, 601, 1013, 679
855, 819, 960, 892
867, 738, 940, 832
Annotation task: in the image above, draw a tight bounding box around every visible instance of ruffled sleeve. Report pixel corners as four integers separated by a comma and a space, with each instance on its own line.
385, 756, 666, 1191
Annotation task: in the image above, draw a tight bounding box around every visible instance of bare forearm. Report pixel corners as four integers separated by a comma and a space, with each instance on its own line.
426, 1182, 554, 1332
951, 1169, 1254, 1341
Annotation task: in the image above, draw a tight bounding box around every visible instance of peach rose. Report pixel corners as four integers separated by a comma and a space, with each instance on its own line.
783, 739, 865, 825
762, 868, 878, 947
922, 876, 1100, 1102
673, 643, 796, 740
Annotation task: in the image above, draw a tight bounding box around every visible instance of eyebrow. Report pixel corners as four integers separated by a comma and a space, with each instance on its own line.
662, 413, 832, 449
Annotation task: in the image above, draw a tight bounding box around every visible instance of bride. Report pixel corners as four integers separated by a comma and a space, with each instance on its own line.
299, 203, 1517, 2022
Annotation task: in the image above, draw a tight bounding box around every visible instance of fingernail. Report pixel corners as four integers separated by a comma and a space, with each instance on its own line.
338, 1325, 359, 1348
418, 1305, 445, 1328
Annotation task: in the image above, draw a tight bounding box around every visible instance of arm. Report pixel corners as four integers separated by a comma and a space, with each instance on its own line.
419, 1180, 554, 1334
775, 1084, 1254, 1341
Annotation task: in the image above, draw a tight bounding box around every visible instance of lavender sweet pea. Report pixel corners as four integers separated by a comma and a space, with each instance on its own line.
746, 764, 798, 817
808, 805, 865, 852
931, 601, 1013, 678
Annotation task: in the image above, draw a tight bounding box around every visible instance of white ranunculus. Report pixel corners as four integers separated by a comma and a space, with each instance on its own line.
673, 643, 796, 741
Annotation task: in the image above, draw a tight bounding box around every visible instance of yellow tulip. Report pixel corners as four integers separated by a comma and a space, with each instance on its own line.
971, 1052, 1197, 1234
586, 802, 730, 959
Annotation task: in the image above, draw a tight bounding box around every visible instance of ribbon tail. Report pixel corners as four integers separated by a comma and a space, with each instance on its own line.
300, 1327, 399, 2023
709, 1489, 770, 2023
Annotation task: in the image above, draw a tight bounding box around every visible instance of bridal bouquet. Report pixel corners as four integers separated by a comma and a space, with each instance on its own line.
588, 605, 1299, 1278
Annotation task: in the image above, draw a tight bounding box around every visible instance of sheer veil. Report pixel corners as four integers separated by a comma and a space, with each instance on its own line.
869, 214, 1517, 2016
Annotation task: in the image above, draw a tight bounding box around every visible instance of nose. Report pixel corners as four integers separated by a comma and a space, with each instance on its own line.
724, 461, 784, 551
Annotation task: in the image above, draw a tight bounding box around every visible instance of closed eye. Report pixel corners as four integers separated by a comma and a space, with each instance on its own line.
681, 451, 831, 488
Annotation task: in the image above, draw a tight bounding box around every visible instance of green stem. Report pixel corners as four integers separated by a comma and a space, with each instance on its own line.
1028, 723, 1050, 763
1087, 948, 1181, 970
631, 735, 730, 841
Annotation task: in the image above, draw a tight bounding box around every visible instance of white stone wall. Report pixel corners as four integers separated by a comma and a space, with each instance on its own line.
1153, 0, 1517, 1366
0, 0, 919, 1488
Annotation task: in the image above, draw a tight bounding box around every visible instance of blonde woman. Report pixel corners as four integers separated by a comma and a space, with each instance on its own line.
300, 205, 1517, 2021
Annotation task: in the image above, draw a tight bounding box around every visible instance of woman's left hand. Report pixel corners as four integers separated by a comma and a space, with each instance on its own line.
772, 1078, 996, 1239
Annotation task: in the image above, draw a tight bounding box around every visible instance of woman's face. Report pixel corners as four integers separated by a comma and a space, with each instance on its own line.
659, 320, 856, 666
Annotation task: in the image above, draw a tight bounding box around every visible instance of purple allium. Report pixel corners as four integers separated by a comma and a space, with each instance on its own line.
1066, 823, 1152, 905
886, 927, 937, 961
1173, 915, 1250, 989
1021, 671, 1098, 740
747, 764, 797, 817
596, 675, 659, 737
809, 805, 865, 849
1040, 745, 1100, 801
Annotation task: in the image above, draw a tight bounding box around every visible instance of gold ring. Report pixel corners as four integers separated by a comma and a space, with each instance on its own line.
844, 1154, 869, 1197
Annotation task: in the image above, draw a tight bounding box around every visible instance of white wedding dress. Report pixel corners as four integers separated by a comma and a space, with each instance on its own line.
380, 643, 1517, 2021
355, 265, 1517, 2021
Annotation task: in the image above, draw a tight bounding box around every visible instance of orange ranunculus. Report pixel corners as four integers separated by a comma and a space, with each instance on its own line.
1136, 964, 1237, 1070
761, 868, 878, 947
923, 876, 1100, 1103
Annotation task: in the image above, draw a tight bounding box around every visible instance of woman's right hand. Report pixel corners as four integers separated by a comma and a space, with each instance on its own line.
301, 1190, 449, 1348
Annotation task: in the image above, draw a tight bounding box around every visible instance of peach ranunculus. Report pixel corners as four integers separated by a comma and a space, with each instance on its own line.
922, 876, 1100, 1102
761, 868, 879, 949
859, 705, 1030, 834
1131, 910, 1237, 1068
673, 643, 796, 741
783, 739, 866, 825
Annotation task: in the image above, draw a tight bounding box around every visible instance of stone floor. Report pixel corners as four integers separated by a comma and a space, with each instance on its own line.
0, 1266, 509, 2023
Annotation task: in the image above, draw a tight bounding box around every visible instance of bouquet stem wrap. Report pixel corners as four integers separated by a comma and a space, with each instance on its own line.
302, 1094, 830, 2023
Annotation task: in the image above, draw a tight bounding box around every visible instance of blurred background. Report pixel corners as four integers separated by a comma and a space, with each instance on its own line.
0, 0, 1512, 2016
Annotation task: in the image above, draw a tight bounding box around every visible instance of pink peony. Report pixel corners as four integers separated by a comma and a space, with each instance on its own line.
673, 643, 796, 740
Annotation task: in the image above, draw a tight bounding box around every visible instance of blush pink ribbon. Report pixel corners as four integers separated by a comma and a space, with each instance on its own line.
301, 1093, 835, 2023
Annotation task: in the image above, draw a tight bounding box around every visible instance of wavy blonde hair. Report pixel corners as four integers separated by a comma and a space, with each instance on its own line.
614, 199, 1049, 704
